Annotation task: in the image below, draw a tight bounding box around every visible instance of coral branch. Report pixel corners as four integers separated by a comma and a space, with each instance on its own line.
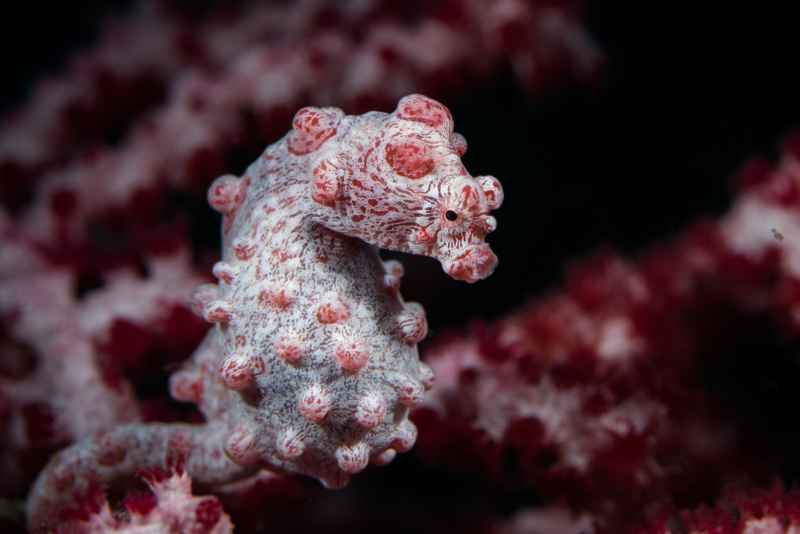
68, 470, 232, 534
414, 139, 800, 530
0, 221, 205, 497
635, 486, 800, 534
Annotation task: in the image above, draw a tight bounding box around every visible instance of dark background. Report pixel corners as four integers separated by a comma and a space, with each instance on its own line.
1, 1, 799, 330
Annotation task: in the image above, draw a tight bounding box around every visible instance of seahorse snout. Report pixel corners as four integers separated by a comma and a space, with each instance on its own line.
442, 243, 498, 283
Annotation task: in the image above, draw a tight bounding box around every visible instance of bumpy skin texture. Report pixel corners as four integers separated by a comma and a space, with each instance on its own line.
26, 94, 502, 529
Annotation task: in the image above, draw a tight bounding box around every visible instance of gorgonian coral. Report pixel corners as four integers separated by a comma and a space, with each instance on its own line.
413, 139, 800, 531
11, 1, 799, 534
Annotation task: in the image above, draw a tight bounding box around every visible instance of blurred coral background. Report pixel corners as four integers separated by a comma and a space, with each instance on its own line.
2, 1, 800, 533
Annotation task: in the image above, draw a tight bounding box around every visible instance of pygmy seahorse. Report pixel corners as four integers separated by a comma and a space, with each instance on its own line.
27, 94, 503, 529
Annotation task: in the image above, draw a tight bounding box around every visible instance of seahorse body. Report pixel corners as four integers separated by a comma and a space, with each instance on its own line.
27, 94, 503, 529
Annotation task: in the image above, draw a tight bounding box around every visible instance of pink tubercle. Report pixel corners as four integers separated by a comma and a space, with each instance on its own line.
397, 302, 428, 344
259, 287, 295, 311
298, 383, 332, 423
355, 392, 387, 429
276, 428, 305, 459
203, 300, 234, 324
220, 355, 262, 390
335, 442, 370, 474
335, 340, 369, 372
276, 335, 305, 364
316, 300, 349, 324
224, 426, 258, 467
385, 140, 434, 179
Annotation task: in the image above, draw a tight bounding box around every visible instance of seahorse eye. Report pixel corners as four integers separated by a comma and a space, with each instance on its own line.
445, 210, 458, 221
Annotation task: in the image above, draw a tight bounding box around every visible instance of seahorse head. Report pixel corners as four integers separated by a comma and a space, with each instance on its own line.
306, 94, 503, 283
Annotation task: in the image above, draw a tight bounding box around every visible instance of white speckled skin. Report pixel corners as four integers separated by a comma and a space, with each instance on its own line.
197, 93, 503, 487
27, 94, 502, 528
